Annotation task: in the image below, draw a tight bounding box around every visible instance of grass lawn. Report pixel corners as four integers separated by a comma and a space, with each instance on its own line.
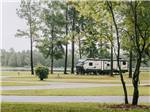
1, 86, 149, 96
1, 102, 150, 112
1, 71, 150, 84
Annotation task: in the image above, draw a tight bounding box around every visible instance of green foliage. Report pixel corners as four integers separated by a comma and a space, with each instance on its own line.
36, 0, 66, 60
35, 64, 49, 80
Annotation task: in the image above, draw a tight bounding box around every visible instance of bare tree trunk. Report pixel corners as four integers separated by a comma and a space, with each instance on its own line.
64, 4, 68, 74
51, 54, 53, 74
71, 7, 75, 74
78, 19, 84, 59
29, 5, 34, 75
51, 26, 54, 74
129, 48, 132, 78
107, 1, 128, 104
51, 46, 54, 74
30, 33, 34, 75
131, 1, 141, 105
71, 35, 75, 74
64, 45, 68, 74
110, 43, 113, 76
110, 25, 113, 76
78, 36, 82, 59
132, 55, 141, 105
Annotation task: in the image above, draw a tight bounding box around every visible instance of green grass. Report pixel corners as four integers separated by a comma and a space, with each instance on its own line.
0, 82, 47, 86
1, 102, 150, 112
1, 71, 150, 84
1, 86, 150, 96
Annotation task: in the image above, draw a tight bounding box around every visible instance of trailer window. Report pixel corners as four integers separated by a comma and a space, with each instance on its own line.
89, 62, 93, 66
123, 61, 126, 65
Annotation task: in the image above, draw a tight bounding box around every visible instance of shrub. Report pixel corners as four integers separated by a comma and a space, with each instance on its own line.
35, 64, 49, 80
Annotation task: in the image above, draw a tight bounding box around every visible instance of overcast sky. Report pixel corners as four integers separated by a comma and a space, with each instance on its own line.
1, 0, 30, 51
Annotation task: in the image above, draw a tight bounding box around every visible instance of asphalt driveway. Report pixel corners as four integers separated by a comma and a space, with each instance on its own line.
1, 96, 150, 103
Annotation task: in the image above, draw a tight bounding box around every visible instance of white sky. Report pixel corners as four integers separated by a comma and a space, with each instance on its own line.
0, 0, 73, 52
1, 0, 30, 51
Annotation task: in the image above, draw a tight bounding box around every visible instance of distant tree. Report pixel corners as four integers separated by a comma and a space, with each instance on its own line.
0, 49, 8, 66
7, 48, 17, 67
79, 17, 99, 58
16, 52, 22, 66
81, 37, 98, 58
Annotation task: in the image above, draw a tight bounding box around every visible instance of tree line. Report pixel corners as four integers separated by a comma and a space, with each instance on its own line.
0, 48, 78, 68
14, 0, 150, 105
1, 48, 149, 68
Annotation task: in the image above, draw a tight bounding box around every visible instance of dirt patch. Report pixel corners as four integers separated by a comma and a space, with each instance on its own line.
99, 104, 150, 110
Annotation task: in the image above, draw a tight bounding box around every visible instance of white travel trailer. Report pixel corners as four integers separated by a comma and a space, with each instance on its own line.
76, 58, 128, 75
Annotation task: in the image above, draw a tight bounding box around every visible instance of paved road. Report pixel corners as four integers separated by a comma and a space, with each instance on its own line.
1, 96, 150, 103
1, 82, 149, 90
2, 79, 150, 83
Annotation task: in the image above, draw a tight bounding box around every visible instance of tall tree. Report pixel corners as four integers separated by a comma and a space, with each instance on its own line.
119, 2, 135, 78
68, 6, 76, 74
80, 17, 98, 58
16, 0, 40, 75
106, 1, 128, 104
37, 0, 65, 74
129, 1, 150, 105
71, 7, 76, 74
75, 15, 86, 59
64, 3, 69, 74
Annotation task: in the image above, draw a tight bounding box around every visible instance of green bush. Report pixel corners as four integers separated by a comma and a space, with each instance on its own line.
35, 64, 49, 80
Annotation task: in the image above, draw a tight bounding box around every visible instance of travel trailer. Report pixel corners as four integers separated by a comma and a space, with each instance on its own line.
76, 58, 128, 75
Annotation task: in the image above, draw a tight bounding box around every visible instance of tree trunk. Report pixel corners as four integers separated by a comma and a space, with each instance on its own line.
132, 55, 141, 105
116, 38, 128, 104
130, 1, 147, 105
129, 48, 132, 78
78, 19, 84, 59
30, 35, 34, 75
131, 1, 140, 105
71, 7, 75, 74
107, 1, 128, 104
78, 36, 82, 59
51, 52, 53, 74
110, 43, 113, 76
51, 26, 54, 74
29, 6, 34, 75
64, 5, 68, 74
64, 44, 68, 74
110, 24, 113, 76
71, 36, 75, 74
